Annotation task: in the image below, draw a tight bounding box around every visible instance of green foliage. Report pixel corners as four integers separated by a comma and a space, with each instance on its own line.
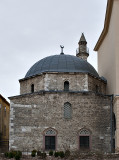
32, 149, 37, 153
37, 151, 42, 156
49, 150, 53, 156
4, 152, 9, 158
31, 150, 37, 157
8, 152, 14, 159
54, 151, 59, 157
17, 151, 22, 157
15, 153, 21, 160
41, 152, 47, 159
31, 152, 36, 157
4, 151, 22, 159
59, 151, 65, 158
65, 149, 70, 158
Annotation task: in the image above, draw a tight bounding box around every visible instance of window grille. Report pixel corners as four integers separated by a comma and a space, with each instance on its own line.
79, 129, 90, 135
64, 102, 72, 119
64, 81, 69, 91
45, 129, 56, 135
45, 136, 55, 150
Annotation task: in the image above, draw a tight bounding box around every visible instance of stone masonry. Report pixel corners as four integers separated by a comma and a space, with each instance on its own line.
20, 73, 106, 95
9, 90, 111, 152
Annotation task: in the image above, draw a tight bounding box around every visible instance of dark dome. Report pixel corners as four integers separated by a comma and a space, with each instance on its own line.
25, 54, 99, 78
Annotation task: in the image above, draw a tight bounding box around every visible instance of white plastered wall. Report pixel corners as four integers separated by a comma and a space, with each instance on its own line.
97, 0, 119, 152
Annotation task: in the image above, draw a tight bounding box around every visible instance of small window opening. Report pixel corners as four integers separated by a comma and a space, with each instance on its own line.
64, 81, 69, 91
31, 84, 34, 93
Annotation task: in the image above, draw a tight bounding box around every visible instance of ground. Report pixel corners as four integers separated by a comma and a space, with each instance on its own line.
1, 153, 119, 160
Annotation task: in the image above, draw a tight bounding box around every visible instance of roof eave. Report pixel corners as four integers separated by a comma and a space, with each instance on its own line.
0, 94, 10, 105
94, 0, 114, 51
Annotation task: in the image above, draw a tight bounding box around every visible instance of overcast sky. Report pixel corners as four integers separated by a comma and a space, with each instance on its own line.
0, 0, 107, 101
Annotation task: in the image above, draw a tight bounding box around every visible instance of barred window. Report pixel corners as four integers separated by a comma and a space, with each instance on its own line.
79, 129, 90, 135
45, 129, 56, 135
64, 102, 72, 119
44, 128, 57, 150
31, 84, 34, 93
64, 81, 69, 91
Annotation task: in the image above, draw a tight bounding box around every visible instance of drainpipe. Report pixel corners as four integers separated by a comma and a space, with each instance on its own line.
110, 95, 113, 153
107, 94, 113, 153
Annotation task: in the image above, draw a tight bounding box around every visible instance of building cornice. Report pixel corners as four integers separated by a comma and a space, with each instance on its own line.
0, 94, 10, 105
94, 0, 114, 51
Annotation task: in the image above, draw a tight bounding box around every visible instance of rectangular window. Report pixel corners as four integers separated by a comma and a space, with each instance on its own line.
80, 136, 89, 149
45, 136, 55, 150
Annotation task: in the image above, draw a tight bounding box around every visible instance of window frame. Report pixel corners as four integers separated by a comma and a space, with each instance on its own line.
43, 128, 58, 151
78, 128, 91, 150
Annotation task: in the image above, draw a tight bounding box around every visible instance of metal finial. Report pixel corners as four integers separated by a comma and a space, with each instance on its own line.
60, 45, 64, 54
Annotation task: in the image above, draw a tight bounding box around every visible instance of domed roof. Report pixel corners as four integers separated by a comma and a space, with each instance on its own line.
25, 54, 99, 78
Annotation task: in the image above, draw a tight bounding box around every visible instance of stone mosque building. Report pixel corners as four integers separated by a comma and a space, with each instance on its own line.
9, 33, 113, 153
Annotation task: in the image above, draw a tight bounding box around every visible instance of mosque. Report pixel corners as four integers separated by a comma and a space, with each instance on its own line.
9, 0, 119, 153
9, 33, 113, 153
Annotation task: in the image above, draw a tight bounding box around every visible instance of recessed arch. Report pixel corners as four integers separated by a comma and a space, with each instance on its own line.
43, 128, 58, 151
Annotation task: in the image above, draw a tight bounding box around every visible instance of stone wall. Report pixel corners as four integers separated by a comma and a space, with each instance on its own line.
20, 73, 106, 95
88, 75, 106, 94
20, 75, 44, 95
9, 92, 111, 152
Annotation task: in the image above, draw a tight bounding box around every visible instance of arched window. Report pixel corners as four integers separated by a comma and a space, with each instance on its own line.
31, 84, 34, 93
64, 81, 69, 91
43, 128, 57, 150
64, 102, 72, 119
79, 128, 91, 150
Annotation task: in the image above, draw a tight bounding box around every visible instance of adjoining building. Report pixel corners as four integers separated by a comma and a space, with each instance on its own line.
94, 0, 118, 152
9, 34, 113, 153
0, 94, 10, 152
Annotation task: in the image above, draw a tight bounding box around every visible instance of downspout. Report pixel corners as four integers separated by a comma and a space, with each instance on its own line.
106, 94, 113, 152
110, 94, 113, 153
